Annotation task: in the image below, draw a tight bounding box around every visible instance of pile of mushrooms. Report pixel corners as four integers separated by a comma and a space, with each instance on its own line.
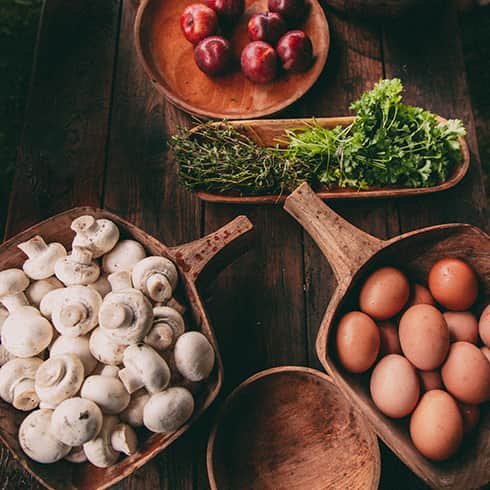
0, 215, 215, 468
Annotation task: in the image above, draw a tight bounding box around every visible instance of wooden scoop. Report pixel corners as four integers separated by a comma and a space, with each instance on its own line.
0, 207, 254, 490
284, 182, 490, 490
207, 366, 380, 490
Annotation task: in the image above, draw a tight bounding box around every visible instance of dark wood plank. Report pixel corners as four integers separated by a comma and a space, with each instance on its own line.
0, 0, 121, 487
102, 1, 201, 489
383, 1, 488, 232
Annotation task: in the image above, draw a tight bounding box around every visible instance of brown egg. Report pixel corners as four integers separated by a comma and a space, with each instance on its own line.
408, 283, 435, 307
443, 311, 478, 344
428, 258, 478, 311
399, 305, 450, 370
359, 267, 410, 320
481, 346, 490, 363
335, 311, 380, 373
441, 341, 490, 404
370, 354, 420, 418
458, 403, 480, 434
410, 390, 463, 461
377, 320, 401, 356
418, 370, 443, 392
479, 304, 490, 347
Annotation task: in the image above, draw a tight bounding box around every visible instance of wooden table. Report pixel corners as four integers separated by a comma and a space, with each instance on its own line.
0, 0, 488, 488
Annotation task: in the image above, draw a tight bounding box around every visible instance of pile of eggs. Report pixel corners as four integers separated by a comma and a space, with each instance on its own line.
0, 215, 215, 467
335, 258, 490, 461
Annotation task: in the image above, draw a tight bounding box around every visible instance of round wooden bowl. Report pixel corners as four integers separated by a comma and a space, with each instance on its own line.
207, 366, 380, 490
134, 0, 330, 119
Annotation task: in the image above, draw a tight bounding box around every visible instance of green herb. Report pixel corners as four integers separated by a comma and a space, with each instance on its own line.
169, 79, 466, 195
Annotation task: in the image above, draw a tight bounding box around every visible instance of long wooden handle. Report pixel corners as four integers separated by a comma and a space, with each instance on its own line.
284, 183, 384, 283
168, 216, 254, 283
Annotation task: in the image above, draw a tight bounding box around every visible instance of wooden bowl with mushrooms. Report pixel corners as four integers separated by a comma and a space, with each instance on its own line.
0, 207, 253, 490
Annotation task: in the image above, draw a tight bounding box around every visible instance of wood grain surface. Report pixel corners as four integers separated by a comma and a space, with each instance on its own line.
1, 0, 488, 489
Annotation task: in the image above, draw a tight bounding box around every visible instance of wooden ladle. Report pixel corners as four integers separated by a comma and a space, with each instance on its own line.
284, 182, 490, 490
207, 366, 380, 490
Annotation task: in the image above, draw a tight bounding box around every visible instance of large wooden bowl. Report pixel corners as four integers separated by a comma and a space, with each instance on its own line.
193, 117, 470, 204
0, 207, 254, 490
134, 0, 330, 119
284, 183, 490, 489
207, 366, 380, 490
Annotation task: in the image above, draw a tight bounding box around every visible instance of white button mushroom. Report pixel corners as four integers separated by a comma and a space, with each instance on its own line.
19, 409, 71, 463
89, 327, 126, 366
51, 397, 103, 446
35, 354, 85, 408
83, 415, 137, 468
17, 236, 67, 280
0, 345, 16, 367
81, 368, 130, 414
71, 215, 119, 258
120, 389, 150, 427
98, 272, 153, 345
65, 445, 87, 463
0, 305, 7, 328
132, 256, 178, 303
145, 306, 185, 352
102, 240, 146, 274
89, 274, 112, 298
48, 285, 102, 337
0, 268, 30, 312
2, 307, 53, 358
118, 344, 170, 394
143, 387, 194, 433
54, 247, 100, 286
50, 335, 97, 375
0, 357, 43, 410
26, 277, 64, 308
174, 331, 215, 382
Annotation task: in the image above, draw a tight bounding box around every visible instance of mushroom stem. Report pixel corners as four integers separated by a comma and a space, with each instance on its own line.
59, 304, 88, 328
111, 424, 138, 456
146, 273, 172, 302
108, 271, 132, 292
71, 247, 93, 265
71, 216, 98, 235
1, 293, 29, 313
118, 368, 145, 394
99, 303, 133, 330
12, 378, 39, 411
17, 236, 49, 258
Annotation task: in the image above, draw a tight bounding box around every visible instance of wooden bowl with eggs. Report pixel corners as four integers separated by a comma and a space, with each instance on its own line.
284, 182, 490, 489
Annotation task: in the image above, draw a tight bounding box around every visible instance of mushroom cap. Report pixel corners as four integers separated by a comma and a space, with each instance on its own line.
0, 269, 30, 298
102, 240, 146, 274
98, 290, 153, 345
132, 257, 178, 302
0, 357, 43, 410
0, 345, 16, 368
119, 344, 170, 394
35, 354, 85, 408
120, 389, 150, 427
39, 288, 63, 319
81, 374, 130, 414
89, 274, 112, 298
26, 277, 64, 308
71, 216, 120, 258
89, 327, 126, 365
146, 306, 185, 352
54, 251, 100, 286
111, 423, 138, 456
83, 415, 119, 468
19, 409, 71, 463
0, 306, 7, 328
50, 335, 97, 375
65, 445, 87, 463
19, 237, 67, 280
51, 397, 103, 446
143, 387, 194, 433
174, 331, 215, 382
1, 308, 53, 358
50, 286, 102, 337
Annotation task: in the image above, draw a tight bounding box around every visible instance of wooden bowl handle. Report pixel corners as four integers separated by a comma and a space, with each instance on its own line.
168, 216, 254, 283
284, 183, 384, 283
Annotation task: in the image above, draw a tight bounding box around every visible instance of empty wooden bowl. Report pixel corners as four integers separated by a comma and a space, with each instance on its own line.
284, 183, 490, 489
207, 366, 380, 490
0, 207, 254, 490
135, 0, 330, 119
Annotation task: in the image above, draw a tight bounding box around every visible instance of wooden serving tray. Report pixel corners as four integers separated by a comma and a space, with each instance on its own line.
194, 116, 470, 204
284, 183, 489, 490
0, 208, 253, 490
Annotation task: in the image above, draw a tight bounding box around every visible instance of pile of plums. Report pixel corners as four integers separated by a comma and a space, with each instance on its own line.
180, 0, 314, 83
